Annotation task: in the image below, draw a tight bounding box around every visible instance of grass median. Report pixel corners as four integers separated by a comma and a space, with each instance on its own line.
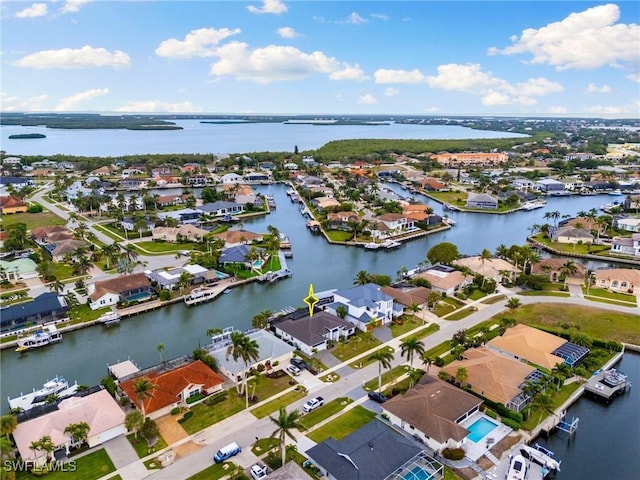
298, 397, 353, 431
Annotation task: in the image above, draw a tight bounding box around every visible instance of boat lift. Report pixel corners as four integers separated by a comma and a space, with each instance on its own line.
555, 416, 579, 437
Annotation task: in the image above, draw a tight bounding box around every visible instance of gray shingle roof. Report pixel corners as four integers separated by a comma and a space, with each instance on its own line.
276, 311, 352, 347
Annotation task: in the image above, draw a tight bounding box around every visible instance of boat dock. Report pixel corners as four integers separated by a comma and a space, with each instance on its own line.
584, 368, 630, 401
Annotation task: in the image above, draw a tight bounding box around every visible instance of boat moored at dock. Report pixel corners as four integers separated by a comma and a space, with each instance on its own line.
15, 325, 62, 352
98, 311, 121, 326
520, 444, 561, 472
8, 375, 78, 411
584, 368, 630, 401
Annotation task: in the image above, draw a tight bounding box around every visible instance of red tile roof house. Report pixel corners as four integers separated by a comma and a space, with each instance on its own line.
119, 360, 225, 419
0, 196, 29, 214
88, 273, 152, 310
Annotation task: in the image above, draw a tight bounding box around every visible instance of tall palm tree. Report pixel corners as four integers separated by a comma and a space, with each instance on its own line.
421, 354, 434, 374
48, 278, 65, 295
0, 437, 15, 462
353, 270, 370, 285
133, 377, 157, 418
531, 392, 554, 426
479, 248, 492, 285
400, 336, 425, 369
125, 410, 144, 440
455, 367, 469, 386
0, 415, 17, 441
226, 332, 260, 401
64, 421, 90, 449
367, 349, 394, 393
560, 260, 578, 288
269, 407, 302, 467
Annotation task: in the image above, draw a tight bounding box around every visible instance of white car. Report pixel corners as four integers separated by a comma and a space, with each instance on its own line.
250, 463, 268, 480
286, 364, 301, 376
302, 396, 324, 412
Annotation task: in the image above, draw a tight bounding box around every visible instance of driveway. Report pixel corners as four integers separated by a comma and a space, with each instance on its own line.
156, 415, 201, 458
315, 350, 341, 368
372, 326, 392, 343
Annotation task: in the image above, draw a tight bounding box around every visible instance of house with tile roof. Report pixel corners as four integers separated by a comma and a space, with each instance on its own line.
530, 258, 587, 285
31, 226, 74, 244
88, 273, 152, 310
119, 360, 224, 419
326, 211, 360, 231
454, 256, 520, 283
554, 225, 594, 244
43, 239, 89, 262
13, 389, 126, 461
0, 196, 28, 214
212, 229, 263, 247
594, 268, 640, 295
321, 283, 396, 331
273, 311, 355, 356
610, 234, 640, 258
413, 265, 473, 296
198, 201, 244, 217
152, 224, 209, 243
382, 375, 482, 453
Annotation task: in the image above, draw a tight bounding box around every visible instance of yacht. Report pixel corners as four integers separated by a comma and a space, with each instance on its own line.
506, 454, 528, 480
364, 242, 380, 250
8, 376, 79, 411
520, 444, 561, 472
98, 311, 121, 326
521, 199, 547, 211
608, 189, 623, 196
15, 325, 62, 352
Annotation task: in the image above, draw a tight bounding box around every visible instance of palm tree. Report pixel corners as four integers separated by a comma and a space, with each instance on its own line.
63, 421, 90, 449
506, 297, 521, 310
226, 332, 260, 406
157, 343, 165, 365
252, 309, 272, 329
400, 336, 425, 369
37, 435, 55, 465
479, 248, 492, 286
421, 354, 434, 374
269, 407, 302, 467
125, 410, 144, 440
0, 415, 17, 441
368, 349, 394, 393
133, 377, 157, 418
29, 440, 42, 466
455, 367, 469, 386
353, 270, 370, 285
48, 278, 65, 295
531, 392, 554, 425
560, 260, 578, 288
178, 271, 193, 295
0, 437, 15, 462
336, 305, 348, 319
72, 255, 93, 277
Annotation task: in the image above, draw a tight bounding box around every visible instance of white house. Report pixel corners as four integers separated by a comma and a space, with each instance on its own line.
320, 283, 396, 331
273, 311, 355, 356
610, 234, 640, 257
616, 218, 640, 233
220, 173, 243, 184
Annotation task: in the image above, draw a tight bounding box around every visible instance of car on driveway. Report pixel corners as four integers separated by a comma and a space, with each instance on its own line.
368, 391, 388, 403
302, 396, 324, 412
250, 463, 268, 480
286, 364, 301, 376
290, 357, 306, 370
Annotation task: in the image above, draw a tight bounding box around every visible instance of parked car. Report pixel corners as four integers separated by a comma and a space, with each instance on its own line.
213, 442, 241, 463
250, 463, 268, 480
368, 391, 388, 403
290, 357, 306, 370
286, 364, 301, 376
302, 396, 324, 412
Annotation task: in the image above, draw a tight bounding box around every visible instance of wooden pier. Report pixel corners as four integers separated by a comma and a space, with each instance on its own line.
584, 368, 629, 401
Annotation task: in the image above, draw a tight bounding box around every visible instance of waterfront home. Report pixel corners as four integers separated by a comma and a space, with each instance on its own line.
152, 224, 208, 243
220, 173, 243, 184
413, 265, 473, 296
610, 234, 640, 257
43, 239, 89, 262
440, 347, 538, 412
88, 273, 152, 310
511, 178, 535, 191
530, 258, 587, 285
272, 310, 355, 356
381, 285, 431, 312
553, 225, 594, 244
121, 217, 155, 232
623, 195, 640, 212
0, 196, 28, 214
432, 151, 508, 167
0, 258, 39, 281
488, 324, 589, 369
156, 208, 202, 225
327, 211, 361, 231
402, 204, 433, 223
208, 329, 295, 382
243, 172, 271, 183
320, 283, 396, 331
90, 165, 112, 176
12, 390, 126, 462
306, 185, 334, 197
119, 360, 224, 419
534, 178, 565, 193
31, 226, 74, 244
465, 192, 498, 210
375, 213, 416, 233
295, 174, 323, 187
212, 229, 263, 247
0, 292, 68, 332
594, 268, 640, 295
421, 177, 448, 191
312, 197, 340, 210
119, 178, 148, 190
154, 194, 189, 208
382, 375, 482, 453
283, 162, 299, 170
306, 420, 442, 480
616, 217, 640, 232
199, 200, 244, 217
219, 244, 266, 269
146, 264, 213, 290
454, 256, 520, 283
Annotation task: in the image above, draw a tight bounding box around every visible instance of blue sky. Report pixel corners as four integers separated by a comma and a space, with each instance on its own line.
1, 1, 639, 117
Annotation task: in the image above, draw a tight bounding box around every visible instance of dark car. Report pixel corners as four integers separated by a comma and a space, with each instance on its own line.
290, 357, 306, 370
368, 391, 388, 403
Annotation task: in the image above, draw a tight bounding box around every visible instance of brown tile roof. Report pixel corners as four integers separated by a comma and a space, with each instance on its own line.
276, 311, 353, 347
89, 272, 150, 300
381, 286, 431, 306
0, 196, 27, 208
441, 347, 535, 405
594, 268, 640, 285
377, 213, 406, 222
213, 229, 263, 244
414, 270, 472, 291
31, 225, 72, 239
382, 375, 481, 443
487, 324, 565, 370
530, 258, 586, 278
51, 239, 88, 257
119, 360, 225, 415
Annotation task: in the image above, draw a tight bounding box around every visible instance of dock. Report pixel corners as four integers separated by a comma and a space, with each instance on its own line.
584, 368, 630, 401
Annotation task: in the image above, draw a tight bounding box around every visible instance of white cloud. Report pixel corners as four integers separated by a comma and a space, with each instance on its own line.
0, 92, 49, 111
345, 12, 367, 25
55, 88, 108, 111
548, 106, 568, 114
374, 69, 427, 84
209, 42, 366, 83
15, 3, 47, 18
61, 0, 89, 14
358, 94, 377, 105
425, 106, 441, 113
156, 28, 241, 59
586, 83, 611, 93
584, 102, 639, 115
247, 0, 287, 15
277, 27, 299, 39
627, 73, 640, 83
371, 14, 389, 21
116, 101, 203, 113
488, 4, 640, 70
14, 45, 131, 69
384, 87, 399, 97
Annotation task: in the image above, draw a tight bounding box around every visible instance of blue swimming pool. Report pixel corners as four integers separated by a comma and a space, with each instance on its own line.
401, 466, 432, 480
467, 417, 498, 443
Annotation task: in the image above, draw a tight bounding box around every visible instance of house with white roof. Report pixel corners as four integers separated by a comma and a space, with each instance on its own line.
616, 217, 640, 233
319, 283, 397, 331
610, 234, 640, 257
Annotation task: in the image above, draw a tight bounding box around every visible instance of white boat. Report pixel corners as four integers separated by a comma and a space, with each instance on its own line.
443, 217, 457, 226
381, 239, 401, 249
98, 311, 121, 326
184, 287, 220, 306
522, 200, 547, 211
608, 189, 623, 196
15, 325, 62, 352
506, 454, 528, 480
8, 375, 79, 411
364, 242, 380, 250
520, 444, 561, 472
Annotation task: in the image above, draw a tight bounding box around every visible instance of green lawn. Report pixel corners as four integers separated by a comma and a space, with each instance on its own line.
2, 211, 66, 230
330, 332, 382, 362
326, 230, 353, 242
389, 316, 423, 337
186, 462, 243, 480
15, 448, 115, 480
349, 346, 394, 369
307, 406, 376, 443
251, 387, 307, 419
482, 295, 506, 304
445, 307, 478, 320
519, 291, 571, 298
180, 391, 245, 435
468, 289, 487, 300
50, 262, 76, 280
68, 304, 111, 323
93, 224, 125, 242
583, 287, 637, 303
127, 433, 168, 459
251, 438, 279, 456
364, 364, 412, 391
251, 372, 297, 404
521, 383, 581, 431
298, 397, 353, 431
433, 301, 456, 317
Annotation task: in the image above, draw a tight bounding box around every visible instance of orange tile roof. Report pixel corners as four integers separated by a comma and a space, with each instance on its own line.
487, 324, 565, 370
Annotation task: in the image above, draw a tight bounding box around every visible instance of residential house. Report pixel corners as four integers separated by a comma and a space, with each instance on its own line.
553, 225, 594, 244
2, 157, 22, 166
306, 420, 442, 480
31, 226, 74, 244
283, 162, 299, 170
88, 273, 152, 310
611, 234, 640, 257
534, 178, 566, 193
511, 178, 535, 191
0, 292, 68, 332
0, 196, 28, 214
306, 186, 334, 197
0, 176, 33, 189
487, 324, 589, 369
121, 217, 155, 232
43, 239, 88, 262
152, 224, 208, 243
375, 213, 415, 234
594, 268, 640, 295
146, 264, 214, 290
13, 390, 126, 461
90, 166, 112, 176
209, 329, 295, 382
616, 218, 640, 233
0, 258, 39, 281
327, 211, 360, 231
381, 285, 431, 315
185, 174, 213, 186
119, 179, 148, 190
413, 265, 473, 296
440, 347, 538, 412
220, 184, 256, 205
320, 283, 396, 331
273, 311, 355, 356
530, 258, 587, 285
382, 375, 482, 453
243, 172, 271, 183
402, 204, 432, 223
121, 168, 145, 177
154, 194, 189, 208
220, 173, 243, 184
421, 177, 448, 191
623, 195, 640, 212
432, 152, 508, 166
313, 197, 340, 210
465, 192, 498, 210
156, 208, 202, 225
199, 201, 244, 217
219, 244, 265, 268
454, 256, 520, 283
213, 229, 263, 247
119, 360, 224, 419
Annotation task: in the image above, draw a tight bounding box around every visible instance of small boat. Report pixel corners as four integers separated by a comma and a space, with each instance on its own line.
520, 444, 561, 472
8, 375, 79, 411
381, 239, 401, 249
521, 200, 547, 211
98, 311, 121, 326
364, 242, 380, 250
608, 189, 623, 196
15, 325, 62, 352
279, 233, 291, 249
506, 454, 529, 480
